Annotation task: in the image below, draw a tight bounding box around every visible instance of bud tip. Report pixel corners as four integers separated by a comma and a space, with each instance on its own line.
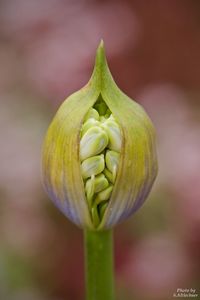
99, 39, 104, 48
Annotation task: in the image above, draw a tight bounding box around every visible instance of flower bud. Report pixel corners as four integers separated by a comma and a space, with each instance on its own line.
95, 185, 113, 205
105, 150, 120, 182
84, 108, 99, 121
81, 154, 105, 179
85, 174, 109, 197
101, 118, 122, 152
81, 118, 100, 137
80, 127, 108, 161
103, 168, 115, 184
42, 40, 158, 230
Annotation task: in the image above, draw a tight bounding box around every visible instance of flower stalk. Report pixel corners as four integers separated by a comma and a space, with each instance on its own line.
84, 229, 114, 300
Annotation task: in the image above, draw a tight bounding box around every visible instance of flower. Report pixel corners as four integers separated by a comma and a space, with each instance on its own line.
42, 41, 158, 230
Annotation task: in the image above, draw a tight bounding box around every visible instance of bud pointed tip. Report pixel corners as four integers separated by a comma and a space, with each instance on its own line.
99, 39, 104, 48
97, 39, 105, 56
95, 39, 106, 66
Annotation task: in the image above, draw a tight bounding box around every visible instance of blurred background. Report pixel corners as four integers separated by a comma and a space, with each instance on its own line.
0, 0, 200, 299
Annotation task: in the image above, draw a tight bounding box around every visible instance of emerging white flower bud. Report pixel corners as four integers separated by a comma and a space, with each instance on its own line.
80, 127, 108, 161
81, 154, 105, 179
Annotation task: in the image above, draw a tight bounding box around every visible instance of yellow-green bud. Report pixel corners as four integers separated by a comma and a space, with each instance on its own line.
80, 127, 108, 161
85, 174, 109, 208
84, 107, 99, 121
103, 168, 115, 184
101, 118, 122, 152
105, 150, 120, 182
95, 185, 113, 205
80, 101, 120, 226
81, 154, 105, 179
86, 174, 109, 196
42, 40, 158, 230
81, 118, 100, 137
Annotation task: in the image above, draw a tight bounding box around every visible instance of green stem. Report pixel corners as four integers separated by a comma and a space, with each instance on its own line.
84, 229, 114, 300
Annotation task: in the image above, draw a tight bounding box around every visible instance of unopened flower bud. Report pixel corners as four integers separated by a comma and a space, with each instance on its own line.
81, 154, 105, 179
84, 108, 99, 121
81, 118, 100, 137
103, 168, 115, 184
95, 185, 113, 205
101, 118, 122, 152
42, 40, 158, 230
105, 150, 120, 182
85, 174, 109, 197
80, 127, 108, 161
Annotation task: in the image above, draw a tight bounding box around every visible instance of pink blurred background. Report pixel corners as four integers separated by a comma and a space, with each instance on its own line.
0, 1, 200, 299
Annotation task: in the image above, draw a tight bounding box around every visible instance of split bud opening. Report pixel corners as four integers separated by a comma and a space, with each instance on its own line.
80, 99, 122, 227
